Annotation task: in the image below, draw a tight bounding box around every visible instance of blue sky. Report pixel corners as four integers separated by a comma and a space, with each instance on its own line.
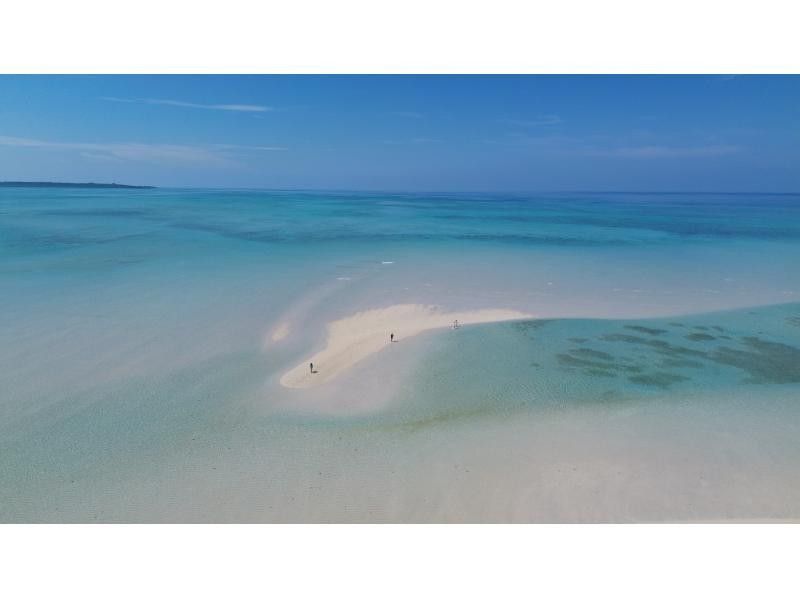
0, 75, 797, 191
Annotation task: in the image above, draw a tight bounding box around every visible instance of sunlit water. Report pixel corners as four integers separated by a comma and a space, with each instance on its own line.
1, 188, 799, 521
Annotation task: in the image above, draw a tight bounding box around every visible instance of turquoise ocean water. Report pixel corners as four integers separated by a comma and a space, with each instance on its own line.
1, 188, 800, 521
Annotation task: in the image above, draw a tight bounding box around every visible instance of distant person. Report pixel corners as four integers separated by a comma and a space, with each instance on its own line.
310, 362, 314, 374
390, 333, 394, 342
453, 319, 460, 329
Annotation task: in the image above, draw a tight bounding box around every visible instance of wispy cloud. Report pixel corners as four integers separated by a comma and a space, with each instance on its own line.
0, 135, 286, 166
587, 144, 742, 158
101, 97, 272, 113
500, 115, 562, 127
382, 137, 440, 145
485, 133, 742, 160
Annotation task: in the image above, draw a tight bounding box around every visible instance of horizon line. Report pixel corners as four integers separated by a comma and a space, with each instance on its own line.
122, 186, 800, 196
2, 181, 799, 195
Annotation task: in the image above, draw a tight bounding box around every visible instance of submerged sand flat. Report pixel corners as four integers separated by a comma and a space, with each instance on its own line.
5, 188, 800, 522
280, 304, 532, 388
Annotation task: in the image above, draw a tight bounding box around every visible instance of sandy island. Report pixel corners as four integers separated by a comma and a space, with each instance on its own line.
279, 303, 532, 388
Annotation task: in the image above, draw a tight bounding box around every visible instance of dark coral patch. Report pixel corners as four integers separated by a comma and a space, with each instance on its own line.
556, 353, 642, 373
599, 334, 707, 358
628, 372, 689, 389
569, 348, 615, 361
708, 337, 800, 384
624, 325, 668, 336
586, 369, 617, 378
661, 358, 704, 369
686, 333, 716, 341
513, 320, 549, 336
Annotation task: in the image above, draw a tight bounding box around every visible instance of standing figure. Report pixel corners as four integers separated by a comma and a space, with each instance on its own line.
310, 362, 314, 373
390, 333, 394, 343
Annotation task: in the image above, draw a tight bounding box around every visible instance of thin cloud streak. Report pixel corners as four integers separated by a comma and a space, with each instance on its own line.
382, 137, 440, 145
101, 97, 272, 113
0, 135, 286, 167
588, 144, 742, 158
486, 133, 742, 159
501, 115, 562, 127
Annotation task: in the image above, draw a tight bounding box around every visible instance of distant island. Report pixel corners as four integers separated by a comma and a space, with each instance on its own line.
0, 181, 155, 189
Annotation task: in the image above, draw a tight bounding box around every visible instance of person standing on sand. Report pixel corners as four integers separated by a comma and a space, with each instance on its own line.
310, 362, 314, 374
390, 333, 394, 343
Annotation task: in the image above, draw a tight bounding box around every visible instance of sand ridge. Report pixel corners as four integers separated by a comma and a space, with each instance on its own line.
279, 303, 532, 388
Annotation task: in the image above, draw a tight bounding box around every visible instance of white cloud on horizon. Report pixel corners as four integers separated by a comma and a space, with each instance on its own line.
0, 135, 287, 167
101, 97, 272, 113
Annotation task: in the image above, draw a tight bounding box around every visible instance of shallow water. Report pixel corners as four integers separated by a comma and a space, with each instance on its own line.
1, 188, 799, 521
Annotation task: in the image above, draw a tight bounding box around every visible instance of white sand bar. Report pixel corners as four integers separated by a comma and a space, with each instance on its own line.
280, 303, 532, 388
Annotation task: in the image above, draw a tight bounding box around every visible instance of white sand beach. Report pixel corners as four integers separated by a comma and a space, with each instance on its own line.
279, 303, 532, 388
